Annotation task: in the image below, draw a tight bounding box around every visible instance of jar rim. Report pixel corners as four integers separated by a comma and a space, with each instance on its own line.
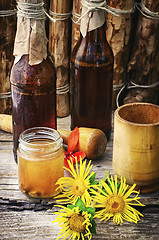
18, 127, 63, 154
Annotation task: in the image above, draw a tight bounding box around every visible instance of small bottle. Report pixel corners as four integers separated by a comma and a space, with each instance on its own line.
10, 0, 57, 162
70, 0, 114, 141
17, 127, 64, 198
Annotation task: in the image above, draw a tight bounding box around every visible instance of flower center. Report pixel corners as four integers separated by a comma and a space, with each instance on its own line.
69, 213, 86, 233
72, 177, 86, 197
106, 195, 125, 213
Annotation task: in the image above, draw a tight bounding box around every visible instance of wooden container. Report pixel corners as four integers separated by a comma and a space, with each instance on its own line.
113, 103, 159, 193
71, 0, 81, 50
127, 0, 159, 105
106, 0, 135, 109
49, 0, 72, 117
0, 0, 16, 114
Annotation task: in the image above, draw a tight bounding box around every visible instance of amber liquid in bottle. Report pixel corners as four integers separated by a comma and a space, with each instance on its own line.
10, 55, 56, 162
71, 22, 114, 141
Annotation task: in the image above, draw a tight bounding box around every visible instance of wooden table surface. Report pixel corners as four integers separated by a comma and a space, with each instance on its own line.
0, 115, 159, 240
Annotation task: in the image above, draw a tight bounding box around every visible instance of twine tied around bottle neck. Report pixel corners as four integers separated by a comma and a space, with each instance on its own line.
136, 0, 159, 20
17, 1, 46, 20
72, 12, 81, 25
74, 0, 136, 25
79, 0, 118, 23
17, 1, 72, 23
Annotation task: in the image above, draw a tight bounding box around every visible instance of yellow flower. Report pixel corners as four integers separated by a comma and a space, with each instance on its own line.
53, 204, 93, 240
92, 175, 145, 224
55, 157, 96, 205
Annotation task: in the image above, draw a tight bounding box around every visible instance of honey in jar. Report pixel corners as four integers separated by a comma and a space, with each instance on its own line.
17, 127, 64, 198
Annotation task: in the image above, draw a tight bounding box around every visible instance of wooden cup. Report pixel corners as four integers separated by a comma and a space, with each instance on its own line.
113, 103, 159, 193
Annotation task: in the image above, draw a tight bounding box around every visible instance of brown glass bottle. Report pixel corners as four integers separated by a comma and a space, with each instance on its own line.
71, 22, 114, 141
10, 55, 56, 162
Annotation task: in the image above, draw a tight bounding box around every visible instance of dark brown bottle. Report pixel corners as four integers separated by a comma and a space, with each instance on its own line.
71, 21, 114, 141
10, 0, 57, 162
10, 55, 56, 162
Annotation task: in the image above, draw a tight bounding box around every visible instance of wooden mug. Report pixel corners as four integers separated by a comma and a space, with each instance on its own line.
113, 103, 159, 193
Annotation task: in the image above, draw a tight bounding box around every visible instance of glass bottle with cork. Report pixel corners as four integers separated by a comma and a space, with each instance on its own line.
70, 0, 114, 141
10, 0, 57, 162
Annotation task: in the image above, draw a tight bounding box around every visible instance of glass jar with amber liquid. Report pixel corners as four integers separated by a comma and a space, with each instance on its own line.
17, 127, 64, 198
70, 0, 114, 141
10, 0, 57, 162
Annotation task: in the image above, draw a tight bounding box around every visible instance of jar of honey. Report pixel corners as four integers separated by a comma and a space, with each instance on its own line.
17, 127, 64, 198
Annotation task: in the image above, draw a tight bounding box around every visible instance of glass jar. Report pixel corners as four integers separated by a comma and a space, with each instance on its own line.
17, 127, 64, 198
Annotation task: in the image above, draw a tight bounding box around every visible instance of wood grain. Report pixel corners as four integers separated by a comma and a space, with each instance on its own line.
71, 0, 81, 50
0, 0, 16, 114
49, 0, 72, 117
106, 0, 135, 109
127, 0, 159, 105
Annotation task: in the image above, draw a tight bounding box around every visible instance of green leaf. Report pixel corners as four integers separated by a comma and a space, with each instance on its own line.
89, 219, 97, 234
67, 204, 75, 210
75, 197, 86, 211
89, 172, 97, 185
86, 207, 95, 217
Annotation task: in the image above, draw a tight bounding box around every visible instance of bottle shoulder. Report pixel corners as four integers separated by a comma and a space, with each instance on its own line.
72, 36, 114, 67
10, 55, 56, 86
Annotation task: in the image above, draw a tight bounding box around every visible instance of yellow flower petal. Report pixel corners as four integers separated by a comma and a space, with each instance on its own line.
93, 176, 144, 224
54, 204, 92, 240
55, 158, 96, 205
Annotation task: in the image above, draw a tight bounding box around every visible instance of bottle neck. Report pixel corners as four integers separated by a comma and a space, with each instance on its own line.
84, 21, 107, 43
14, 0, 47, 66
80, 0, 106, 37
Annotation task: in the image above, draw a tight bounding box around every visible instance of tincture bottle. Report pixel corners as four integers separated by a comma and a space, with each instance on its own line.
70, 0, 114, 141
10, 0, 56, 162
